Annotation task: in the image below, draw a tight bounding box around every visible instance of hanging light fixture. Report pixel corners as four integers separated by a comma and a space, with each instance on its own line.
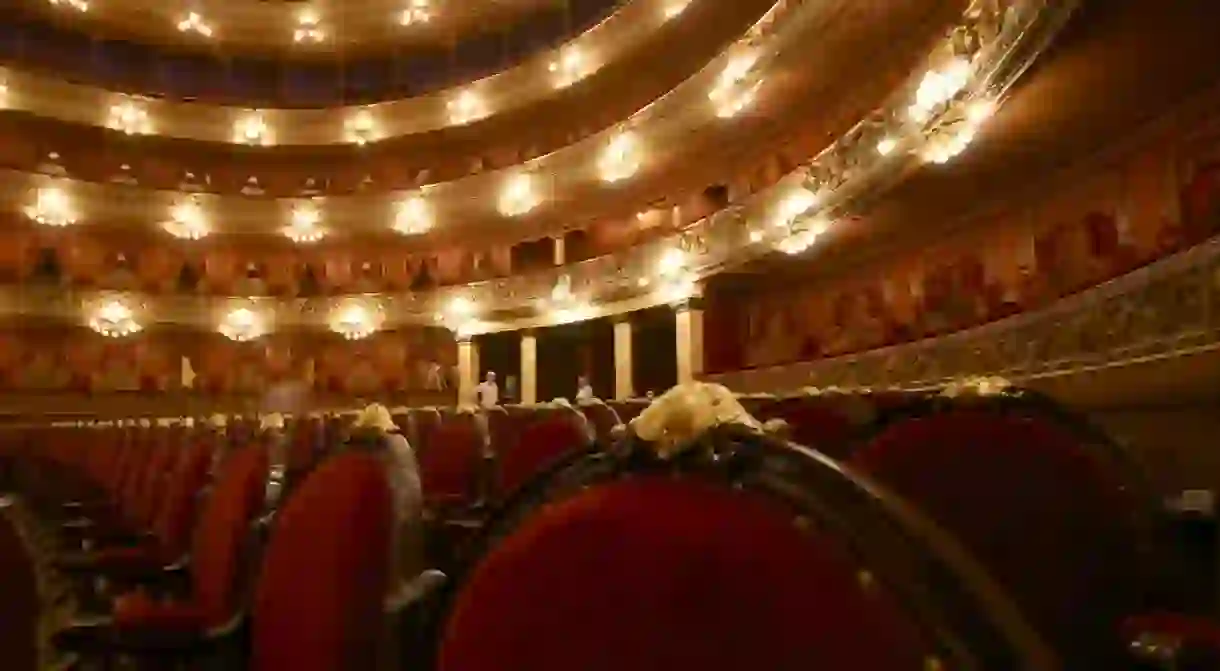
89, 300, 142, 338
218, 307, 265, 342
330, 302, 380, 340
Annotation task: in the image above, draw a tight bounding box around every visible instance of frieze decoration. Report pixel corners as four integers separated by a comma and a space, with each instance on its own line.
0, 0, 1068, 335
707, 237, 1220, 392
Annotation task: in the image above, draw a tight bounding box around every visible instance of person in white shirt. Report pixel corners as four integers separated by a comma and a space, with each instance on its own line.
575, 375, 594, 402
475, 371, 499, 408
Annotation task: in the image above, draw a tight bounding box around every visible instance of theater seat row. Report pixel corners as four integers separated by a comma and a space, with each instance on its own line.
3, 386, 1218, 670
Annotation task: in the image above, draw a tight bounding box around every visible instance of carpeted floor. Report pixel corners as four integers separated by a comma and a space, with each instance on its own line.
0, 500, 40, 671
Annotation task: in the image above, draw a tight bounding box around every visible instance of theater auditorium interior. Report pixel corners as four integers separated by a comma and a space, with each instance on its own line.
2, 0, 1220, 669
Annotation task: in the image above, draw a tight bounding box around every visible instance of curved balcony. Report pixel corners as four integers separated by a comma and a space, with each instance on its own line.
12, 0, 577, 53
0, 0, 973, 247
706, 235, 1220, 399
0, 0, 1068, 334
0, 0, 628, 105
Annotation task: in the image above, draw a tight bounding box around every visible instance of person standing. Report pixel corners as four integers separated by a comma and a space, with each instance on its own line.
475, 371, 499, 408
575, 375, 594, 402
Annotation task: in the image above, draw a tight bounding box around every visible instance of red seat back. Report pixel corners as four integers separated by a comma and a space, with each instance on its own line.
188, 445, 270, 628
495, 413, 590, 499
251, 452, 393, 671
419, 418, 484, 507
440, 477, 930, 671
851, 410, 1145, 664
151, 439, 215, 559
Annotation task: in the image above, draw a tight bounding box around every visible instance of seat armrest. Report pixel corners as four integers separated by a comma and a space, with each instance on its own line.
385, 569, 447, 615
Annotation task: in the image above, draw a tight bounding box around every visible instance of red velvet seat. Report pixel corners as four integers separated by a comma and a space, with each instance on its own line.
419, 416, 486, 511
250, 451, 395, 671
57, 438, 214, 577
53, 445, 270, 663
440, 427, 1053, 671
850, 409, 1188, 666
758, 396, 859, 459
494, 410, 592, 500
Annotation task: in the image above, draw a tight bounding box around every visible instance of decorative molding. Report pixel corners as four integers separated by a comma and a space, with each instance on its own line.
706, 237, 1220, 392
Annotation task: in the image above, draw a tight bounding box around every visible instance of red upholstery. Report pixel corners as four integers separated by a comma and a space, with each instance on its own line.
114, 592, 206, 633
759, 398, 856, 459
152, 439, 215, 559
251, 452, 393, 671
440, 477, 930, 671
495, 415, 589, 498
168, 445, 269, 629
851, 411, 1144, 664
419, 420, 483, 508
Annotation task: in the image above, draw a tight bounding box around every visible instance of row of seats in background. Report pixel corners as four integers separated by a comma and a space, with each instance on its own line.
3, 382, 1220, 669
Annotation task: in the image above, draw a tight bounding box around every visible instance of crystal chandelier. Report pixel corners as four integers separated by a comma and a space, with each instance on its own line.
89, 300, 142, 338
284, 202, 325, 243
25, 186, 76, 227
330, 303, 379, 340
219, 308, 264, 342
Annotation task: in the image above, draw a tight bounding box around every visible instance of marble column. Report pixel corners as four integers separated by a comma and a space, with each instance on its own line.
457, 336, 477, 406
674, 298, 705, 384
553, 236, 566, 266
613, 317, 634, 400
520, 330, 538, 405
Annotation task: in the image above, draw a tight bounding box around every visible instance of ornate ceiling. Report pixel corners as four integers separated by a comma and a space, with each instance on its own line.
0, 0, 1079, 341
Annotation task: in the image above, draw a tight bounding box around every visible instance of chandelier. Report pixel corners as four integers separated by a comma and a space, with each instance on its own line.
401, 0, 431, 25
165, 198, 208, 239
345, 110, 378, 145
89, 300, 142, 338
393, 195, 431, 234
25, 186, 76, 227
219, 308, 264, 342
284, 201, 325, 243
330, 303, 379, 340
107, 99, 151, 135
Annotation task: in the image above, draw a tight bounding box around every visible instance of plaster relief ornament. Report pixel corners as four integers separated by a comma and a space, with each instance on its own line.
630, 382, 761, 458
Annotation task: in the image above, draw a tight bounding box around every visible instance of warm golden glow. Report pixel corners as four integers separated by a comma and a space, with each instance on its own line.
25, 185, 76, 227
908, 57, 971, 122
107, 99, 152, 135
549, 48, 589, 89
234, 111, 271, 145
393, 195, 432, 235
710, 47, 761, 118
448, 89, 487, 125
285, 202, 325, 243
177, 12, 214, 37
89, 300, 141, 338
498, 173, 538, 216
921, 97, 994, 165
776, 219, 827, 255
876, 137, 898, 156
219, 307, 264, 342
774, 188, 819, 227
657, 247, 687, 278
662, 0, 690, 19
330, 302, 380, 340
294, 7, 326, 43
49, 0, 89, 11
599, 131, 640, 182
400, 0, 431, 25
0, 80, 7, 108
165, 198, 208, 240
345, 109, 378, 145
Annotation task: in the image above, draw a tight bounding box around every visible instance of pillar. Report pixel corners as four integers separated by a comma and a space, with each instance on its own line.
520, 330, 538, 405
457, 336, 477, 406
553, 236, 566, 266
674, 298, 704, 384
613, 317, 634, 400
